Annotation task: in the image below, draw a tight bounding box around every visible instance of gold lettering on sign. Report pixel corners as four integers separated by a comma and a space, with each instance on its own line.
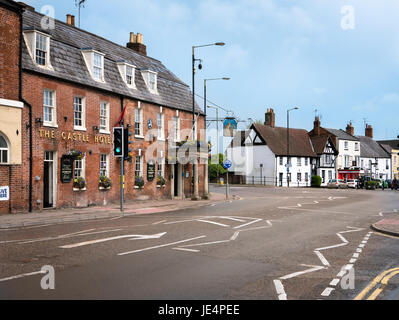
39, 129, 44, 137
39, 129, 110, 145
51, 131, 55, 139
61, 132, 66, 140
44, 130, 50, 138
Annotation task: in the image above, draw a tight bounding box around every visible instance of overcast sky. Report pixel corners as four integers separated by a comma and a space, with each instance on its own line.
25, 0, 399, 142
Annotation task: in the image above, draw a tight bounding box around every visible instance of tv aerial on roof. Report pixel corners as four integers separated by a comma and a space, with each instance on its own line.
74, 0, 87, 28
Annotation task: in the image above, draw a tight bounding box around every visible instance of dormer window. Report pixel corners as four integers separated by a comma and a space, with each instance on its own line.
93, 53, 103, 80
81, 49, 105, 82
141, 69, 158, 94
35, 33, 47, 65
23, 29, 52, 69
117, 62, 136, 89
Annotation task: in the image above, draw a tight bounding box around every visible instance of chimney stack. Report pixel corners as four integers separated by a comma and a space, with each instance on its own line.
66, 14, 75, 27
346, 122, 354, 136
313, 116, 321, 135
365, 124, 373, 138
264, 108, 275, 127
127, 32, 147, 56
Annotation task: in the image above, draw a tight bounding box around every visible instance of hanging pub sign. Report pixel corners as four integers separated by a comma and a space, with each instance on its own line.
147, 161, 156, 182
223, 117, 238, 137
60, 155, 74, 183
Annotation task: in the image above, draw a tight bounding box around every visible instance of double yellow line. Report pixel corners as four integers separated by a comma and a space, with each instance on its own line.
354, 267, 399, 300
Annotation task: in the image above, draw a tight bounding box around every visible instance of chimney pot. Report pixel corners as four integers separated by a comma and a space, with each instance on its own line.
346, 122, 354, 136
127, 32, 147, 55
264, 108, 275, 127
314, 116, 321, 135
66, 14, 75, 26
365, 124, 373, 138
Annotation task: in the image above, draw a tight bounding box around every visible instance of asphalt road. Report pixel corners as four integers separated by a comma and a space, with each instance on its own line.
0, 185, 398, 300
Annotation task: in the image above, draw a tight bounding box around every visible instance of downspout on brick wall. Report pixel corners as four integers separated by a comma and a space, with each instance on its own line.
18, 7, 33, 212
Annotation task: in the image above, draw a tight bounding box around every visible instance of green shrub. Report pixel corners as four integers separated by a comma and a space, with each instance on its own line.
311, 175, 322, 187
365, 180, 377, 190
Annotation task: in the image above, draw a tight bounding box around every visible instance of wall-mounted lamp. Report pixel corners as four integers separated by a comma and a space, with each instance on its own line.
92, 125, 99, 132
35, 117, 42, 126
64, 116, 68, 122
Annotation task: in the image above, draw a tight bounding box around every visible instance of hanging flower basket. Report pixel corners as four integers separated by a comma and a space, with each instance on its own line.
135, 176, 145, 189
157, 176, 166, 187
73, 177, 86, 190
67, 149, 85, 160
99, 175, 112, 189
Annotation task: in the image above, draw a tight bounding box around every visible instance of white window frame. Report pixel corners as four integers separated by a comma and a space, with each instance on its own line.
0, 133, 10, 165
141, 69, 158, 94
135, 155, 143, 178
157, 112, 165, 140
135, 107, 144, 138
345, 155, 350, 167
157, 159, 165, 178
99, 154, 110, 177
74, 157, 86, 179
355, 142, 359, 151
99, 102, 110, 134
43, 89, 57, 127
344, 141, 349, 150
73, 96, 86, 131
279, 157, 283, 166
173, 116, 180, 142
297, 157, 302, 166
117, 62, 137, 89
23, 30, 53, 69
81, 49, 105, 82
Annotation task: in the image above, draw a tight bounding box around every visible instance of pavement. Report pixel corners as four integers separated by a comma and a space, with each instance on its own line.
0, 192, 228, 230
371, 213, 399, 237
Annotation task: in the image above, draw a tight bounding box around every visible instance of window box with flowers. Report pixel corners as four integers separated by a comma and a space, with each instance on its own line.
99, 175, 112, 190
73, 177, 86, 191
67, 149, 85, 160
134, 176, 145, 189
157, 176, 166, 188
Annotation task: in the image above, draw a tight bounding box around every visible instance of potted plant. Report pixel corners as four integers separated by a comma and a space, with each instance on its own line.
73, 177, 86, 190
99, 175, 112, 189
157, 176, 166, 187
135, 176, 145, 189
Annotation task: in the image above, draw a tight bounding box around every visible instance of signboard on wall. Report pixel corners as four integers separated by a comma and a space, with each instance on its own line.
147, 161, 156, 181
223, 117, 237, 137
0, 186, 9, 201
60, 155, 74, 183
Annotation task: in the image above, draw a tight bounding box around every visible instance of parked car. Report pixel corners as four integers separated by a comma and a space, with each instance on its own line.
386, 179, 392, 188
327, 179, 348, 189
346, 179, 358, 189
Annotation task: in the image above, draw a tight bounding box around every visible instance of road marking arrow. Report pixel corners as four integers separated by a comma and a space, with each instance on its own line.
60, 232, 166, 249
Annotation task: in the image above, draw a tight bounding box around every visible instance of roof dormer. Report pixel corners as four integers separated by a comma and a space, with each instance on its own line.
23, 28, 53, 70
140, 69, 158, 94
117, 61, 137, 89
81, 48, 106, 83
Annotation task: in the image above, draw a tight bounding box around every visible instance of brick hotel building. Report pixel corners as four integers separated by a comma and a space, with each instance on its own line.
0, 1, 206, 214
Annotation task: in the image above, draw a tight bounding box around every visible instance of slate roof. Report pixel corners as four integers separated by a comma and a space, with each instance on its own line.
377, 140, 399, 150
324, 128, 358, 141
252, 124, 316, 157
0, 0, 22, 12
356, 136, 390, 158
21, 9, 202, 114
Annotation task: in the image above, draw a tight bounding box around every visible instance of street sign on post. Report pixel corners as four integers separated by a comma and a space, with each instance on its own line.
222, 159, 232, 199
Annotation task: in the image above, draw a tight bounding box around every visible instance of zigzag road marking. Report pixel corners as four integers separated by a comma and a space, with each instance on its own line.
273, 226, 364, 300
278, 196, 347, 210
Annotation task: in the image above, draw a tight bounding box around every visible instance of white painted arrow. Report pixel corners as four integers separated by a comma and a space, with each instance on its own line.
60, 232, 167, 249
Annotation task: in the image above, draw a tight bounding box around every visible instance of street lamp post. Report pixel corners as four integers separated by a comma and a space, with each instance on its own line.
207, 105, 219, 184
287, 107, 299, 188
191, 42, 225, 200
204, 78, 229, 196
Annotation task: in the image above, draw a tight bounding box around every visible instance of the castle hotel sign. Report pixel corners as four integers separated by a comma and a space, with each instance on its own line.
39, 129, 113, 144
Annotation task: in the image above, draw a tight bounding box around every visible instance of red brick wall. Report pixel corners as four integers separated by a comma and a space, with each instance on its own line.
0, 5, 21, 214
0, 5, 20, 101
21, 72, 205, 211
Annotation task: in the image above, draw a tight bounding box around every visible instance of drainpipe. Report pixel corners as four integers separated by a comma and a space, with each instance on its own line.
18, 8, 33, 212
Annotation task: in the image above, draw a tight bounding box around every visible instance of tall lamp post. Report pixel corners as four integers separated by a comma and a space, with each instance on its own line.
204, 77, 230, 197
207, 105, 219, 184
287, 107, 299, 187
191, 42, 225, 200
